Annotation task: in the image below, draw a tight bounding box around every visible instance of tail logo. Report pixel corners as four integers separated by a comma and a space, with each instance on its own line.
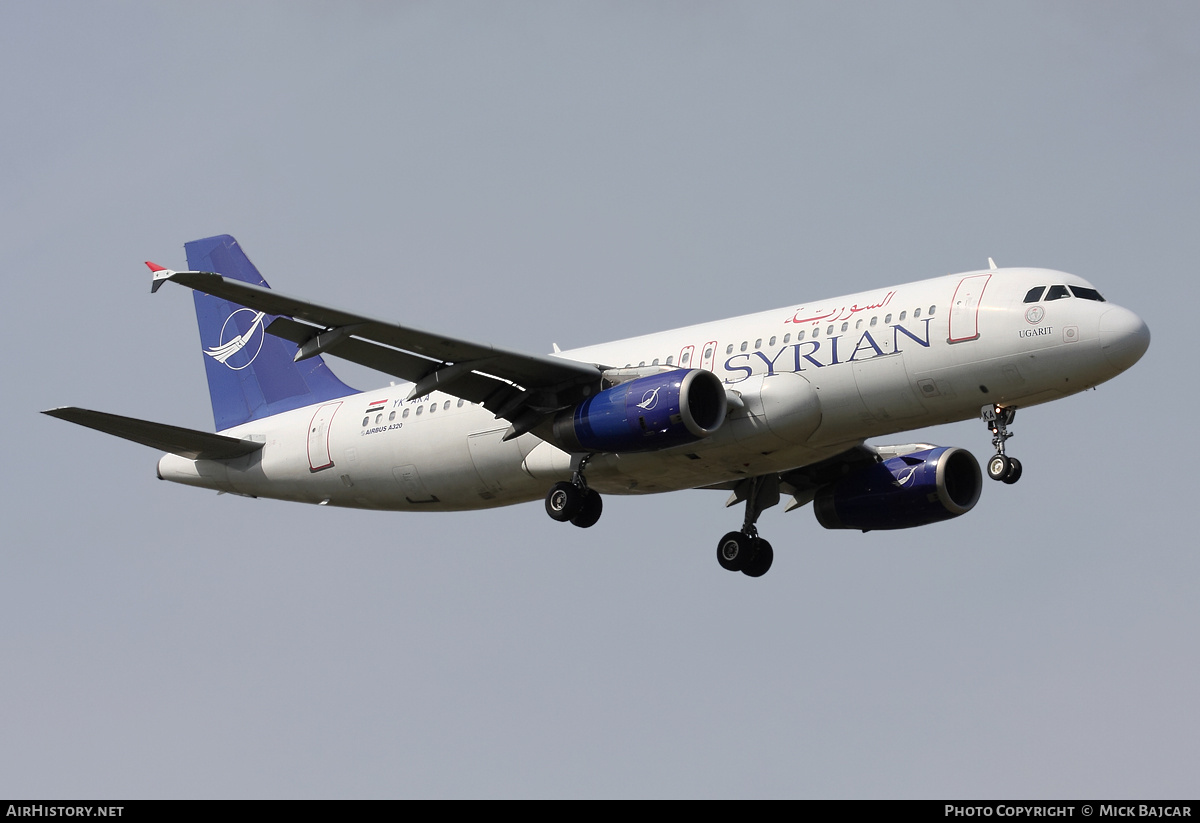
205, 308, 266, 370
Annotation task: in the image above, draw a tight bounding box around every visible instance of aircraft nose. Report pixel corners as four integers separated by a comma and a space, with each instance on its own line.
1098, 306, 1150, 372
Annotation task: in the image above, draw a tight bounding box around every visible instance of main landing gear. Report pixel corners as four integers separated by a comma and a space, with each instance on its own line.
544, 456, 603, 528
982, 403, 1023, 485
716, 474, 778, 578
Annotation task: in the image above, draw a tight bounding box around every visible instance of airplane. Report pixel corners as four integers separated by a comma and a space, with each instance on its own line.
44, 235, 1150, 578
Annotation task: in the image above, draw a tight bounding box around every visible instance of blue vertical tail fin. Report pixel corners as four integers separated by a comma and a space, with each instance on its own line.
184, 234, 357, 431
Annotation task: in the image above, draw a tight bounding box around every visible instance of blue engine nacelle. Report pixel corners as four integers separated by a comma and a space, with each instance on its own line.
813, 447, 982, 531
553, 369, 728, 453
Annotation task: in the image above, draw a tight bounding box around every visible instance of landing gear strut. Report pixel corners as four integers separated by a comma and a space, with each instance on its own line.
544, 455, 603, 528
982, 404, 1023, 484
716, 474, 778, 577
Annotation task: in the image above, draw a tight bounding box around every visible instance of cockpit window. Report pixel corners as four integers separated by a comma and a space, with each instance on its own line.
1069, 285, 1106, 302
1045, 285, 1071, 301
1023, 287, 1045, 303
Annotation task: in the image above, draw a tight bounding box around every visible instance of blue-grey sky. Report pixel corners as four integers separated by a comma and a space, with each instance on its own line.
3, 2, 1196, 798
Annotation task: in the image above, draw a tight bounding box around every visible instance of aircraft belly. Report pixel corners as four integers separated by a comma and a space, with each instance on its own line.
371, 416, 486, 509
467, 429, 543, 503
329, 407, 543, 511
581, 441, 849, 495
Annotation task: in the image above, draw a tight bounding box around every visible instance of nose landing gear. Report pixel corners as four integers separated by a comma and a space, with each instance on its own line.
982, 404, 1022, 484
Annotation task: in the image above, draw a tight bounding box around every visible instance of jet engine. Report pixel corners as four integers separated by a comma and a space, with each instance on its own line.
813, 446, 982, 531
552, 369, 727, 453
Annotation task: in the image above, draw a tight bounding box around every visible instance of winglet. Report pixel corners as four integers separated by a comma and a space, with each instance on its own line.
146, 261, 176, 294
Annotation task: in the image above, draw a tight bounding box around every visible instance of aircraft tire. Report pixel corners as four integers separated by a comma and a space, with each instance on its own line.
987, 454, 1010, 481
717, 531, 752, 572
1002, 457, 1023, 485
570, 490, 603, 528
742, 539, 773, 577
546, 481, 583, 522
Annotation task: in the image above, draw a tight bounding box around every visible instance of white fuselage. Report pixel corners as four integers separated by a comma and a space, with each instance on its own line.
157, 267, 1148, 511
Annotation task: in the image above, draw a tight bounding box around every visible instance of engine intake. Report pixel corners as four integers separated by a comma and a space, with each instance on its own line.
553, 369, 727, 453
813, 446, 982, 531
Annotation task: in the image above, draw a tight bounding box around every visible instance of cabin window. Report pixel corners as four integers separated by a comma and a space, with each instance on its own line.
389, 411, 396, 422
1023, 287, 1045, 303
457, 399, 464, 408
362, 417, 369, 427
429, 403, 436, 414
402, 408, 410, 418
704, 347, 712, 360
666, 355, 674, 365
783, 333, 791, 344
740, 341, 747, 352
652, 357, 659, 366
1070, 286, 1105, 302
443, 400, 451, 411
415, 406, 423, 416
1045, 285, 1071, 301
840, 322, 848, 333
827, 325, 834, 336
375, 414, 382, 424
810, 327, 818, 338
855, 319, 863, 330
798, 329, 806, 340
929, 305, 936, 315
899, 311, 907, 322
754, 339, 761, 349
884, 313, 892, 324
914, 308, 921, 318
769, 336, 776, 346
870, 316, 877, 327
682, 352, 690, 365
726, 344, 733, 355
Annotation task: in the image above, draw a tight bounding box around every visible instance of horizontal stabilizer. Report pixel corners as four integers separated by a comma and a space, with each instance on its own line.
42, 407, 264, 460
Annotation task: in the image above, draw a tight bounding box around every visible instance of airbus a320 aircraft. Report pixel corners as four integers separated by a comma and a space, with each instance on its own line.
45, 235, 1149, 578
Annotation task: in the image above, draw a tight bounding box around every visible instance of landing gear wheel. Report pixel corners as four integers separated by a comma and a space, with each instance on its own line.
982, 405, 1021, 484
545, 481, 583, 522
570, 489, 603, 528
717, 531, 752, 572
742, 539, 774, 578
987, 454, 1010, 482
1002, 457, 1023, 485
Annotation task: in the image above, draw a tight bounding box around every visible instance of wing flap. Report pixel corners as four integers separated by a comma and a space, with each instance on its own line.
43, 407, 264, 460
268, 318, 534, 414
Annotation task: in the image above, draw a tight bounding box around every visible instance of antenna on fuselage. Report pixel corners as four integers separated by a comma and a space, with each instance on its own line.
988, 257, 998, 270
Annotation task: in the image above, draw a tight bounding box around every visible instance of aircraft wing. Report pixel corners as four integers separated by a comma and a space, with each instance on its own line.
715, 443, 923, 512
154, 269, 607, 436
42, 407, 264, 460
